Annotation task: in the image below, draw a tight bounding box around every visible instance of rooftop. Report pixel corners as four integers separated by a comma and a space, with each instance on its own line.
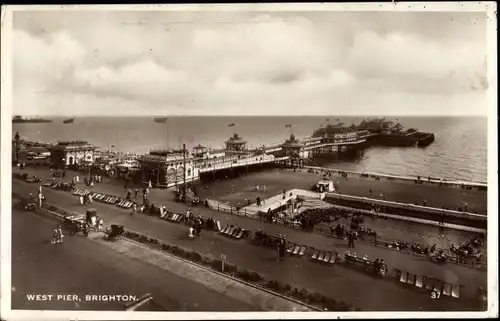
226, 133, 247, 145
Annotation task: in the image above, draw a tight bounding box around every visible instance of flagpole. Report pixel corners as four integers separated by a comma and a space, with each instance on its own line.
166, 117, 169, 151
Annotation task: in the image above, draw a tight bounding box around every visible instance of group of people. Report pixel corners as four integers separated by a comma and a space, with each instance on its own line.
79, 193, 93, 205
84, 174, 103, 187
52, 225, 64, 244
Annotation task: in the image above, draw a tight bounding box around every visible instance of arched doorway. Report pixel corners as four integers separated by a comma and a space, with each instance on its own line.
68, 156, 74, 165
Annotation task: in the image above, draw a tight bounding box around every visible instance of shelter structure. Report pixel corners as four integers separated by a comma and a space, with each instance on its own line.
137, 149, 198, 188
50, 141, 97, 168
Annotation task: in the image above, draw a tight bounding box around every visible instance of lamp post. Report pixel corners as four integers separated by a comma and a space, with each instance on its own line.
14, 132, 20, 163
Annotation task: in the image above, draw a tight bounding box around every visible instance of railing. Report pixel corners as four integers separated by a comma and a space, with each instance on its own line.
304, 166, 487, 188
325, 193, 487, 221
198, 155, 277, 173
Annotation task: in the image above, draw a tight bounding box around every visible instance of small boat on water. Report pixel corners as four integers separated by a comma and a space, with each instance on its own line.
153, 117, 168, 123
63, 118, 74, 124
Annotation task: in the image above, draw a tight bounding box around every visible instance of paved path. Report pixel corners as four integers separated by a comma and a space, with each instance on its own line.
13, 180, 485, 311
11, 207, 258, 311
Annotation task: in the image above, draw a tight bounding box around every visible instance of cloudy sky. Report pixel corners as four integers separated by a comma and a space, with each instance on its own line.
11, 8, 490, 116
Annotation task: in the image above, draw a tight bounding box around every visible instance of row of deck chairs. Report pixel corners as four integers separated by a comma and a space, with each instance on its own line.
73, 189, 135, 209
310, 248, 337, 264
287, 243, 307, 257
74, 189, 91, 197
163, 212, 184, 223
219, 224, 250, 239
394, 269, 461, 299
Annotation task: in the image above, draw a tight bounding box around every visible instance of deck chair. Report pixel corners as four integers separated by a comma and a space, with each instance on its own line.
235, 230, 244, 239
406, 273, 416, 285
172, 214, 179, 221
292, 245, 300, 255
220, 225, 229, 234
415, 275, 424, 288
216, 221, 221, 231
425, 278, 435, 291
318, 251, 325, 261
442, 283, 452, 296
329, 253, 336, 264
400, 272, 408, 283
312, 250, 319, 260
451, 285, 460, 299
323, 252, 331, 263
225, 227, 234, 235
117, 200, 125, 207
299, 246, 306, 256
433, 281, 443, 295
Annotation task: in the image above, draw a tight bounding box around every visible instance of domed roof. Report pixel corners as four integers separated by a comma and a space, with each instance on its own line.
226, 133, 247, 145
281, 134, 304, 148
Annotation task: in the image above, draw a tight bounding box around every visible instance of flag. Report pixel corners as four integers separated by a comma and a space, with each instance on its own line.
228, 123, 235, 127
285, 124, 292, 128
325, 118, 330, 121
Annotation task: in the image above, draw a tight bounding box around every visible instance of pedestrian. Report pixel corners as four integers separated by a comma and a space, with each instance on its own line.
76, 175, 79, 183
97, 217, 103, 230
188, 226, 195, 239
369, 189, 372, 197
38, 192, 43, 207
79, 195, 84, 205
126, 189, 131, 201
52, 226, 59, 244
348, 232, 355, 248
88, 193, 93, 204
148, 180, 152, 189
134, 188, 138, 199
56, 225, 64, 243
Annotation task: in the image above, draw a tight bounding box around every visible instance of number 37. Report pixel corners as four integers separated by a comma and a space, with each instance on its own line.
431, 291, 441, 299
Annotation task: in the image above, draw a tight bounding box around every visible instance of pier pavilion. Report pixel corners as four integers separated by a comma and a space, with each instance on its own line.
137, 149, 199, 188
280, 134, 305, 168
50, 141, 97, 168
225, 133, 248, 153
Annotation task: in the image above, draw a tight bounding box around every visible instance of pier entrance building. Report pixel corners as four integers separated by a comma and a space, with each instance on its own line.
137, 149, 199, 188
50, 141, 97, 168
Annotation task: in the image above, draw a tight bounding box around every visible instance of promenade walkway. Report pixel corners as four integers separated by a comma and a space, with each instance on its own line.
13, 178, 486, 311
13, 167, 486, 253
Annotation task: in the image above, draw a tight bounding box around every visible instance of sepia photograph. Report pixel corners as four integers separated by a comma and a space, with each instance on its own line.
1, 3, 497, 320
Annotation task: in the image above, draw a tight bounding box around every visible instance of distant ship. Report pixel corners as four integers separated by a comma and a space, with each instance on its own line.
12, 115, 52, 123
63, 118, 75, 124
153, 117, 168, 123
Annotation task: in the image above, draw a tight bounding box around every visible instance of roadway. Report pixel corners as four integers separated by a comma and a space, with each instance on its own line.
12, 179, 486, 311
11, 206, 259, 311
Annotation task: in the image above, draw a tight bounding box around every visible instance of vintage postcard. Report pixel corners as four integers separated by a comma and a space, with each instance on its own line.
1, 2, 498, 320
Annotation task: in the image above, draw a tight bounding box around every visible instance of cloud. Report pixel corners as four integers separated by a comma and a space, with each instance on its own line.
11, 11, 490, 116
